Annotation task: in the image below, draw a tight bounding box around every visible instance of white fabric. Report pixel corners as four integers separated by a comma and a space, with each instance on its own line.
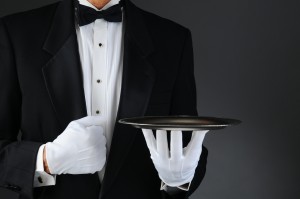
33, 0, 124, 186
34, 144, 56, 187
142, 129, 208, 187
45, 116, 107, 174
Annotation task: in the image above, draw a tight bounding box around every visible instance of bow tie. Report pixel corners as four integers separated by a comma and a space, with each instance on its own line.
77, 0, 123, 26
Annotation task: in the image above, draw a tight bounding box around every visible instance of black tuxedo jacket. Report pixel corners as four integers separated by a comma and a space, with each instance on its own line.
0, 0, 208, 198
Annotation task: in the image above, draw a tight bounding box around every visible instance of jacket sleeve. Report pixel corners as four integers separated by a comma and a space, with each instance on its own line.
0, 17, 44, 199
161, 28, 208, 199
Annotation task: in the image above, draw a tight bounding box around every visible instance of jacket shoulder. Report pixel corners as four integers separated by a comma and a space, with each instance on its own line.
1, 2, 59, 29
139, 7, 190, 36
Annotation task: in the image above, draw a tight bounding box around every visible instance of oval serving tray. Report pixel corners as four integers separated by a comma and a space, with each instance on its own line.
118, 115, 241, 131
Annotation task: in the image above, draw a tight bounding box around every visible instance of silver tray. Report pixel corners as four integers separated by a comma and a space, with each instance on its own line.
118, 115, 241, 131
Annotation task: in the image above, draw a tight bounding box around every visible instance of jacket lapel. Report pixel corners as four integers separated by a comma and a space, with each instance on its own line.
42, 0, 87, 131
41, 0, 156, 197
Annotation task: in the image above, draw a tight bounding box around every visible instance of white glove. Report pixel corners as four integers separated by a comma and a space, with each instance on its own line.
142, 129, 208, 187
45, 116, 107, 175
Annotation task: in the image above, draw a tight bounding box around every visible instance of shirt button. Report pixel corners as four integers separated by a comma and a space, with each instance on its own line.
96, 110, 100, 114
38, 176, 43, 183
97, 79, 102, 83
99, 43, 103, 47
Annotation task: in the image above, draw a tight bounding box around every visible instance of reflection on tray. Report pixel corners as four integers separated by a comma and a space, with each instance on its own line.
119, 115, 241, 131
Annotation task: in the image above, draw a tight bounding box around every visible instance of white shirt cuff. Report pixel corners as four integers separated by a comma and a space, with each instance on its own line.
33, 144, 57, 187
160, 181, 191, 192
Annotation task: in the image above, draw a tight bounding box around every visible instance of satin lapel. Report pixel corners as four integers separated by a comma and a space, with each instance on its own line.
99, 0, 156, 198
42, 0, 87, 131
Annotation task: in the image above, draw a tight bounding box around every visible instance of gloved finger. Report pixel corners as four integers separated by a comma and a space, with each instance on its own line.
142, 128, 156, 151
156, 129, 169, 159
170, 130, 183, 160
85, 125, 106, 145
184, 130, 208, 157
74, 116, 104, 127
86, 125, 104, 134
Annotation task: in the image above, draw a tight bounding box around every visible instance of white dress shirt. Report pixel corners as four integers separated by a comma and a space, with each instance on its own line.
34, 0, 124, 187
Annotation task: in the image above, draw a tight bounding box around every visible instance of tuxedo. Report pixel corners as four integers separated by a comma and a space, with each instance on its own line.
0, 0, 208, 198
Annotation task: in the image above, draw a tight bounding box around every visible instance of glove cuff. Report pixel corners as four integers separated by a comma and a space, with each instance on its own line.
160, 181, 191, 191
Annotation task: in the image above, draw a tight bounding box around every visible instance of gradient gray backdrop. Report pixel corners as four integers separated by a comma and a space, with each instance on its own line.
1, 0, 299, 198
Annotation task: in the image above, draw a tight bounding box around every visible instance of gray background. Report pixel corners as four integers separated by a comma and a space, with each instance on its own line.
1, 0, 299, 198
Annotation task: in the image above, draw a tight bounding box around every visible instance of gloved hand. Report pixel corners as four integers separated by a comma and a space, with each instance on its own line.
142, 129, 208, 187
45, 116, 107, 175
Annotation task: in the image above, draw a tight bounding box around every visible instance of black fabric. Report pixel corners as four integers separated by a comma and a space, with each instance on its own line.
0, 0, 208, 198
76, 0, 123, 26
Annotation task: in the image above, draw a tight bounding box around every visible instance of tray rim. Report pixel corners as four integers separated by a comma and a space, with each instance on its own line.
118, 115, 241, 131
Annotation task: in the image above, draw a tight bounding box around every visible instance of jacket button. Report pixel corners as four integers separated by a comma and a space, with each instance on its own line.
4, 184, 21, 191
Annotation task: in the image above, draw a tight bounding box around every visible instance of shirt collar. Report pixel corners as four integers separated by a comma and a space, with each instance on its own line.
78, 0, 120, 11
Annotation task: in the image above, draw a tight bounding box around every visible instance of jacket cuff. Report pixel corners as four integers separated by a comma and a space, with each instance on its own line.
0, 141, 43, 199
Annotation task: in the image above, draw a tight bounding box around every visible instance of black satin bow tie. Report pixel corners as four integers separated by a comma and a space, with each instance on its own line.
76, 0, 123, 26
